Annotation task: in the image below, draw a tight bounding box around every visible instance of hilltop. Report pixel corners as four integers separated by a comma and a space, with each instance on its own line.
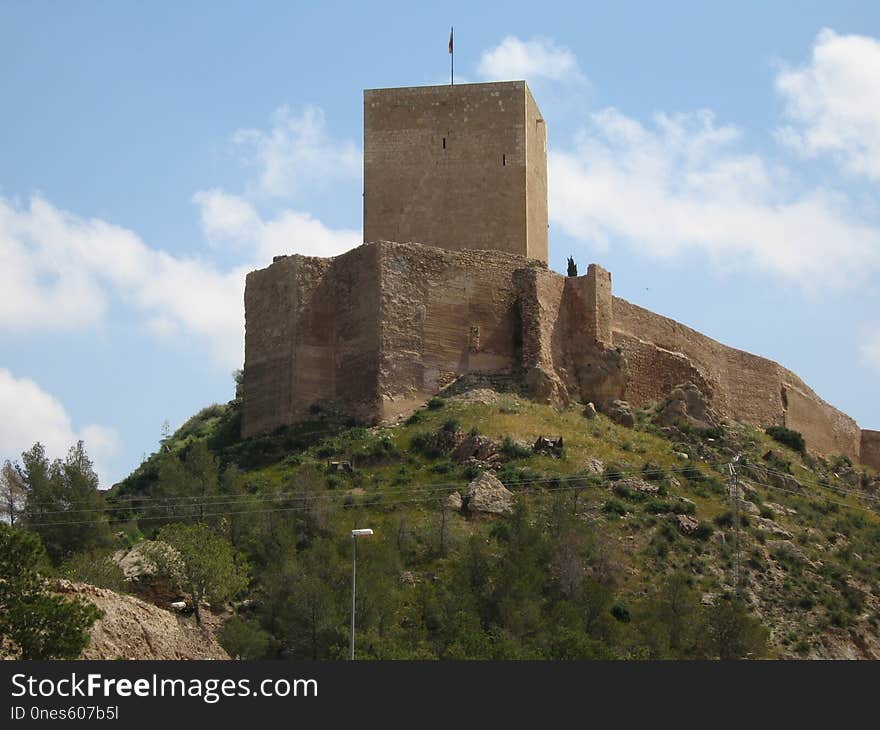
106, 378, 880, 660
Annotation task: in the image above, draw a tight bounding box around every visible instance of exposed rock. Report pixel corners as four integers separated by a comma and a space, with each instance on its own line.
54, 581, 228, 660
765, 501, 797, 516
583, 402, 598, 419
675, 452, 689, 460
756, 517, 793, 539
603, 399, 635, 428
525, 367, 568, 407
399, 571, 420, 586
467, 472, 514, 516
451, 433, 498, 463
446, 491, 463, 511
675, 514, 700, 534
656, 382, 718, 430
585, 458, 604, 474
737, 499, 760, 516
112, 541, 180, 605
767, 540, 807, 563
616, 477, 660, 496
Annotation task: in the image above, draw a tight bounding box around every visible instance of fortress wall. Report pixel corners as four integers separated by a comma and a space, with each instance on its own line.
242, 246, 382, 436
375, 241, 539, 420
860, 430, 880, 470
612, 297, 860, 458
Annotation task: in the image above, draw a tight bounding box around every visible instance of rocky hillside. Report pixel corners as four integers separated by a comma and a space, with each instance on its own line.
54, 581, 228, 660
107, 377, 880, 660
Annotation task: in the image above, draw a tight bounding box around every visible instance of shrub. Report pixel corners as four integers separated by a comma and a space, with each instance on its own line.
405, 410, 425, 426
441, 418, 460, 433
682, 464, 705, 482
692, 522, 714, 540
501, 436, 532, 460
427, 397, 445, 410
765, 426, 806, 455
610, 601, 631, 623
603, 464, 624, 482
642, 462, 666, 482
603, 499, 628, 516
462, 464, 480, 481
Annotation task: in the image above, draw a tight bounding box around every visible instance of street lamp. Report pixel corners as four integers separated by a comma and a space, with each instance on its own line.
350, 528, 373, 660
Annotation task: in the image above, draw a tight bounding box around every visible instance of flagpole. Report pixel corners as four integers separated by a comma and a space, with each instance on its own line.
450, 27, 454, 85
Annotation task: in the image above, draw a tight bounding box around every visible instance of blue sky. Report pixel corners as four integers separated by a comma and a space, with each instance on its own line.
1, 1, 878, 486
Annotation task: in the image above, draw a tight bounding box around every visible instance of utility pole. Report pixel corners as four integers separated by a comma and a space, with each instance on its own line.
349, 528, 373, 660
728, 456, 742, 597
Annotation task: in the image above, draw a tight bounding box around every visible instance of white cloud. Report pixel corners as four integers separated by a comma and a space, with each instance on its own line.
549, 107, 880, 288
478, 36, 583, 83
776, 28, 880, 180
232, 104, 361, 198
193, 188, 360, 261
0, 369, 118, 488
0, 195, 246, 368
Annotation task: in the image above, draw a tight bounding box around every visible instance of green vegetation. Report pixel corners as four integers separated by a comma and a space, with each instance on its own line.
0, 523, 102, 659
4, 385, 878, 659
765, 425, 806, 455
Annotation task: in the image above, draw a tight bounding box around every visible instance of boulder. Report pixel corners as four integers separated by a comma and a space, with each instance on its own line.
585, 458, 604, 474
675, 514, 700, 534
616, 477, 660, 496
656, 382, 717, 430
756, 517, 793, 539
603, 400, 635, 428
583, 402, 598, 419
446, 491, 463, 511
467, 472, 514, 516
451, 433, 498, 463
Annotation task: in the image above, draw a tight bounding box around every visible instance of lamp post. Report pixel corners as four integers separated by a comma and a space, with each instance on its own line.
350, 528, 373, 660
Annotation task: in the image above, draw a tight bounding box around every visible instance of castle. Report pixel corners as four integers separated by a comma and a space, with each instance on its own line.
241, 80, 880, 469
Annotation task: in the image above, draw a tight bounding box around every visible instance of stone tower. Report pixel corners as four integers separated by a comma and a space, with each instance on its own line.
363, 81, 548, 264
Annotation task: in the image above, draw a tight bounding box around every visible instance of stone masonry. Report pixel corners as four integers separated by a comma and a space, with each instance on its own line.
241, 81, 878, 468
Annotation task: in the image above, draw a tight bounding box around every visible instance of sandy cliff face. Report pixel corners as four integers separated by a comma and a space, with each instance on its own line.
54, 581, 228, 660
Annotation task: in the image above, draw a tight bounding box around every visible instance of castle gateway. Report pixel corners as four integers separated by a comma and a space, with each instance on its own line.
241, 81, 878, 469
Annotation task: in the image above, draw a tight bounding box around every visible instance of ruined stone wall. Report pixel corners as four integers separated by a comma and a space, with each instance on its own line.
612, 297, 861, 459
242, 245, 382, 437
374, 241, 540, 420
861, 430, 880, 470
514, 264, 626, 407
364, 82, 547, 263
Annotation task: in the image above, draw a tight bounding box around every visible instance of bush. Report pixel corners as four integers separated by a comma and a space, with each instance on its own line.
603, 464, 624, 482
682, 465, 705, 482
218, 616, 271, 660
642, 462, 666, 482
610, 602, 631, 623
765, 426, 806, 455
441, 418, 460, 433
603, 499, 628, 516
427, 397, 445, 410
501, 436, 532, 460
405, 410, 425, 426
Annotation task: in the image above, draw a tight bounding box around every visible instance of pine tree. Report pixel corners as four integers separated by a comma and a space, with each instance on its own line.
567, 256, 578, 277
0, 523, 102, 659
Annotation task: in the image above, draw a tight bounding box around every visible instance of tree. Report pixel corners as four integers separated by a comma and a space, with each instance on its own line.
153, 441, 221, 524
699, 597, 769, 660
0, 523, 102, 659
1, 460, 26, 525
21, 442, 112, 563
217, 616, 270, 660
151, 523, 249, 626
567, 256, 578, 277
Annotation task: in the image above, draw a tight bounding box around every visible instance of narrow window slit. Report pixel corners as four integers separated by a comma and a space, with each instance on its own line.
442, 137, 446, 149
502, 154, 506, 166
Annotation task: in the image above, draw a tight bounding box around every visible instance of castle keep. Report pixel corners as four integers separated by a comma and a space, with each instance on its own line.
242, 81, 879, 470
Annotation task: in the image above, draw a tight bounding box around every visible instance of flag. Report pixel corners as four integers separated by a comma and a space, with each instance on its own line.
449, 28, 453, 54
